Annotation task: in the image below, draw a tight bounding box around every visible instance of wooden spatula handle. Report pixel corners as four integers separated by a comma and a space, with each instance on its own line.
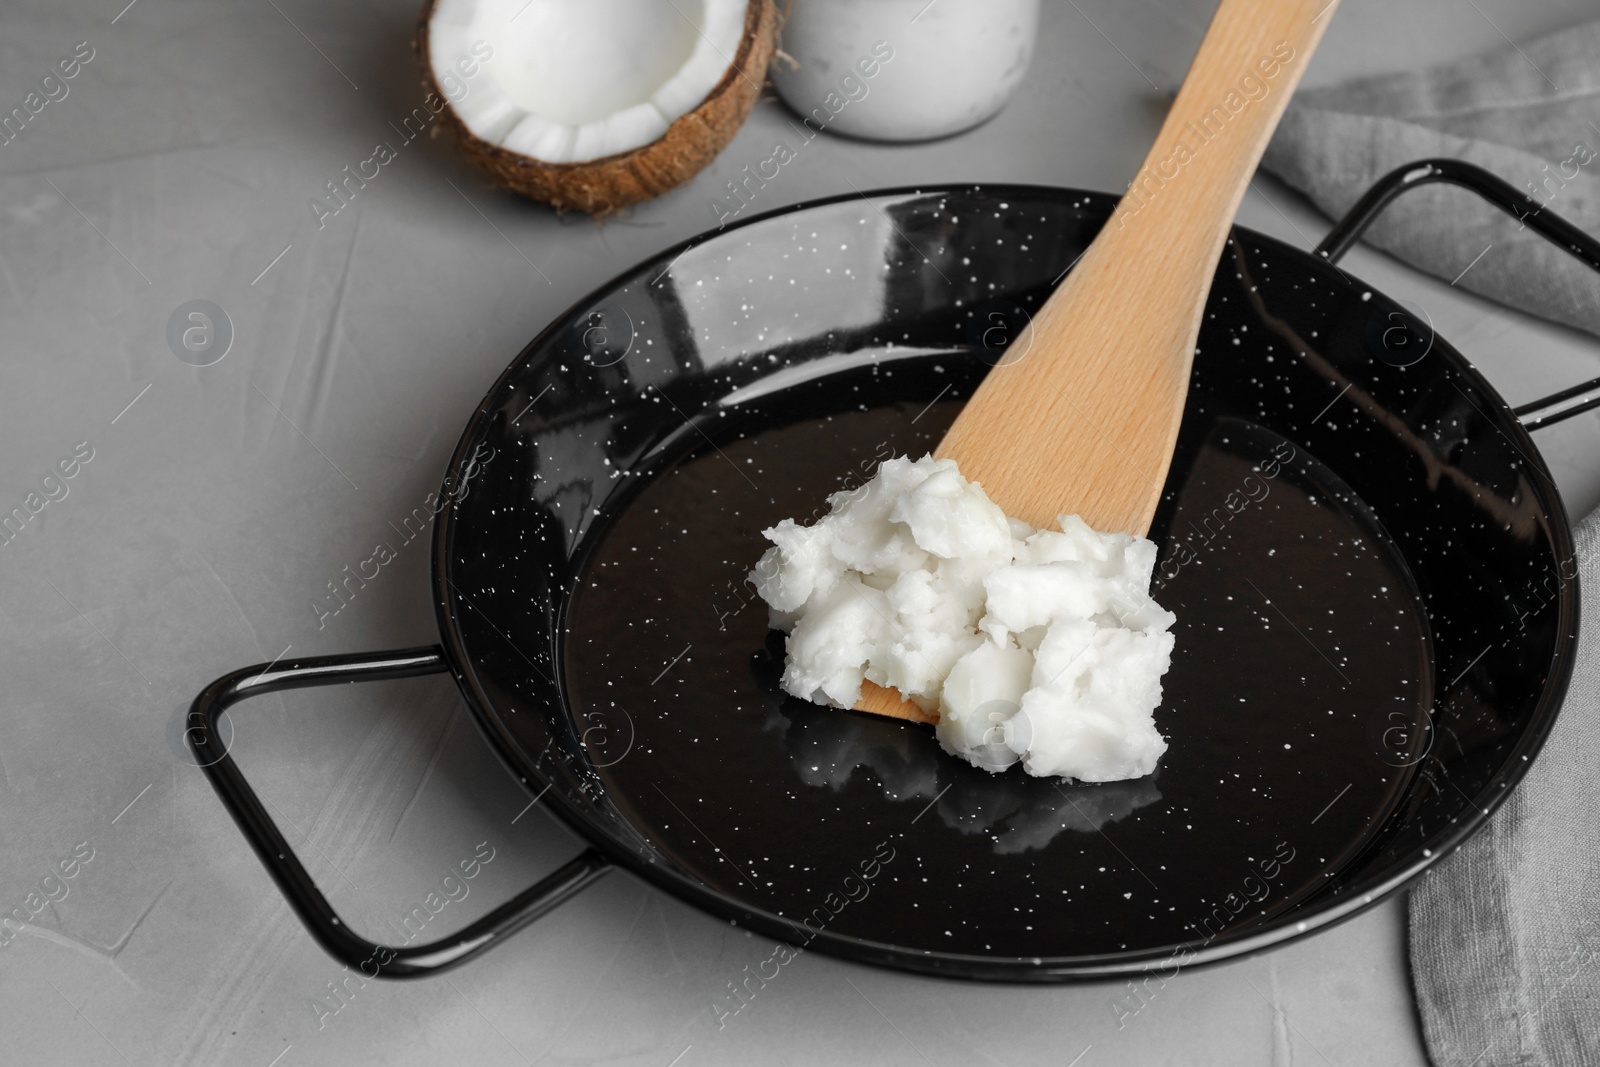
935, 0, 1338, 536
852, 0, 1338, 723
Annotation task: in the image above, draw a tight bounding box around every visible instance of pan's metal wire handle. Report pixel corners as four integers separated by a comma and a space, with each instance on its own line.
1314, 157, 1600, 431
187, 646, 610, 979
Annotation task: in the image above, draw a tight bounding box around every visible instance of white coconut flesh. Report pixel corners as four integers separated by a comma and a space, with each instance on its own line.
428, 0, 748, 163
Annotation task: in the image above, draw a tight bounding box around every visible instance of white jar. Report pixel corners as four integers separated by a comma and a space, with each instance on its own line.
770, 0, 1039, 142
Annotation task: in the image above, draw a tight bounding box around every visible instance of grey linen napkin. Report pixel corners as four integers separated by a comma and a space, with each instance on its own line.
1404, 508, 1600, 1067
1262, 21, 1600, 1066
1261, 18, 1600, 339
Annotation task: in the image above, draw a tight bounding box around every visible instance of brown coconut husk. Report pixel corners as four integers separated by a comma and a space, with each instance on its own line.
416, 0, 777, 215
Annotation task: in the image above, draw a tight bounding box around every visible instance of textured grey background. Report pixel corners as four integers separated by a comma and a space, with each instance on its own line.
1, 1, 1596, 1065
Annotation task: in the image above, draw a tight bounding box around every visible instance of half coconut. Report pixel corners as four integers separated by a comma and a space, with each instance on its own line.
419, 0, 777, 214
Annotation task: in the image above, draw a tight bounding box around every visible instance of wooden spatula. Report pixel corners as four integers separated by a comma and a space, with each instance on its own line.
856, 0, 1339, 724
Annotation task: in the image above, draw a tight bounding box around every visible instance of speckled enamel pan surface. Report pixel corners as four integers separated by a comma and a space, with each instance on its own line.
431, 184, 1576, 980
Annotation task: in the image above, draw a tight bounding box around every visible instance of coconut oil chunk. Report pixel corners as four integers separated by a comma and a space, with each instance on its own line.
750, 455, 1176, 782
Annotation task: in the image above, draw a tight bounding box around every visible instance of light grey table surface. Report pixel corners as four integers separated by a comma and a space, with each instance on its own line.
2, 1, 1597, 1065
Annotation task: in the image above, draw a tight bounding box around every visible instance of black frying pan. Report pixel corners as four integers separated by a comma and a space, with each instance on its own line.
190, 159, 1600, 981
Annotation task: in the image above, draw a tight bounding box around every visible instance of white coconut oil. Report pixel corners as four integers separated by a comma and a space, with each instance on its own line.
750, 455, 1175, 782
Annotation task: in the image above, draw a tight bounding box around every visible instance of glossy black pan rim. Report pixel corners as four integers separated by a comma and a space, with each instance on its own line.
428, 173, 1582, 981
